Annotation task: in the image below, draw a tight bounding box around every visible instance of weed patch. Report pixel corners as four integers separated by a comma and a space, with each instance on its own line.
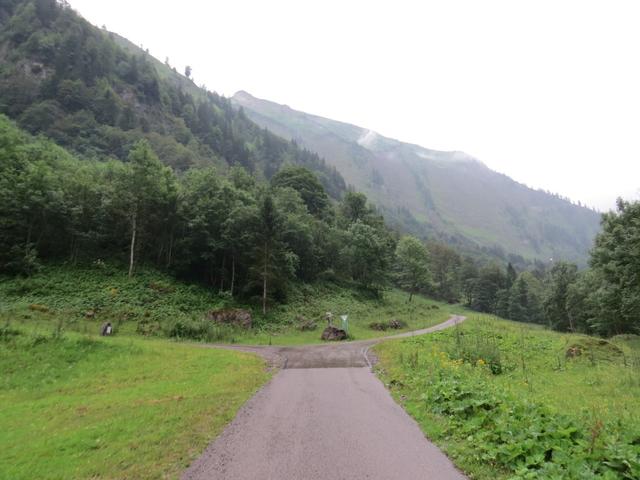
375, 316, 640, 479
0, 264, 453, 345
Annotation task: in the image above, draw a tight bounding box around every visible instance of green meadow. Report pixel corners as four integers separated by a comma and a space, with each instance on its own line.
375, 315, 640, 479
0, 330, 269, 479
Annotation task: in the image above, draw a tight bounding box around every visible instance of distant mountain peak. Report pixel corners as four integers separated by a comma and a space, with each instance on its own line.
232, 91, 601, 264
233, 90, 254, 100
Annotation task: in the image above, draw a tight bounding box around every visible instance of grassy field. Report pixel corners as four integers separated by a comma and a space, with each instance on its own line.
0, 263, 455, 479
0, 264, 452, 346
0, 329, 269, 479
239, 285, 451, 344
374, 315, 640, 479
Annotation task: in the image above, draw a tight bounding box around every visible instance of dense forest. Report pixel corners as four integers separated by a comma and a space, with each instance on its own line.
2, 113, 639, 335
419, 202, 640, 336
0, 115, 395, 313
0, 0, 638, 337
0, 0, 345, 196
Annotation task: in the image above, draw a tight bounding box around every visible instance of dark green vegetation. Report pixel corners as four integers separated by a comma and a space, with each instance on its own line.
375, 316, 640, 479
2, 111, 637, 337
2, 0, 634, 339
232, 91, 601, 266
0, 0, 344, 195
0, 263, 451, 345
2, 1, 639, 479
0, 0, 638, 346
426, 199, 640, 336
0, 114, 398, 309
0, 328, 269, 479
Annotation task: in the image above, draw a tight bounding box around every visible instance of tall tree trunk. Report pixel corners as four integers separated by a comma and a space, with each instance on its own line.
157, 240, 164, 265
69, 235, 76, 262
25, 220, 33, 255
230, 254, 235, 297
128, 212, 137, 278
219, 256, 225, 293
262, 242, 268, 315
166, 231, 173, 268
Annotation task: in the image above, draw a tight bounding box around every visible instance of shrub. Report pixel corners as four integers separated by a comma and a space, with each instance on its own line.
296, 315, 317, 331
370, 319, 408, 331
369, 321, 388, 331
163, 318, 236, 343
422, 369, 640, 479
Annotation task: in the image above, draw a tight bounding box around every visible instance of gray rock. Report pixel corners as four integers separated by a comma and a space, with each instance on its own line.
321, 325, 347, 341
207, 309, 252, 329
388, 319, 407, 329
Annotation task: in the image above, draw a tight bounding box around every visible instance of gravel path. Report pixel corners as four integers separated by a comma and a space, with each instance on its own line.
182, 315, 467, 480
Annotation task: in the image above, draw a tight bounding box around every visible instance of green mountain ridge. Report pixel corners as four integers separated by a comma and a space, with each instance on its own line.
0, 0, 345, 198
0, 0, 600, 267
232, 90, 601, 265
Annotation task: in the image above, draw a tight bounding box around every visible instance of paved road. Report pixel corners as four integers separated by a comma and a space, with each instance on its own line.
182, 315, 467, 480
213, 315, 466, 369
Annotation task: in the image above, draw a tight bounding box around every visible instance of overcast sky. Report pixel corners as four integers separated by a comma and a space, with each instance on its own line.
69, 0, 639, 211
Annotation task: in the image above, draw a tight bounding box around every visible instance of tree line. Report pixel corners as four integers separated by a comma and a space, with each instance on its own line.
1, 113, 638, 334
394, 203, 639, 337
0, 115, 394, 313
0, 0, 346, 197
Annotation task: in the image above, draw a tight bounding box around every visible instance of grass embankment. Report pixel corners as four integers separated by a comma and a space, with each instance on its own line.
0, 264, 452, 346
0, 263, 452, 478
375, 315, 640, 480
0, 329, 269, 479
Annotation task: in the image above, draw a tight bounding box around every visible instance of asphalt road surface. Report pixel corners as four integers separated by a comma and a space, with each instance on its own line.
182, 315, 467, 480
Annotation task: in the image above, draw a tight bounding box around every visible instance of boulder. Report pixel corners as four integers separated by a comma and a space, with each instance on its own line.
388, 319, 407, 329
207, 308, 252, 329
321, 325, 347, 341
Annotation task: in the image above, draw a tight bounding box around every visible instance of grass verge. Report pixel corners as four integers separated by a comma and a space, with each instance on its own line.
374, 315, 640, 479
0, 328, 269, 479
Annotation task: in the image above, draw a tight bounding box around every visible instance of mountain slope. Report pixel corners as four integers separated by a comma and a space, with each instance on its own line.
232, 91, 601, 264
0, 0, 345, 197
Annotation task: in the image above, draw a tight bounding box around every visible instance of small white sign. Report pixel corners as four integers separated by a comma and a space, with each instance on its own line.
340, 315, 349, 332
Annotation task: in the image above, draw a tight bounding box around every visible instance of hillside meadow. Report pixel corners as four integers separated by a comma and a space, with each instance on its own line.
0, 262, 452, 478
0, 330, 269, 479
0, 264, 452, 346
374, 315, 640, 479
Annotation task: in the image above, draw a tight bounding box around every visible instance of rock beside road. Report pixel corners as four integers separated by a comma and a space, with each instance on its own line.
388, 319, 407, 329
320, 325, 347, 341
207, 309, 252, 329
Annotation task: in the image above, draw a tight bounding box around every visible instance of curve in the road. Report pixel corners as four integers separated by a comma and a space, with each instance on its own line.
183, 315, 467, 480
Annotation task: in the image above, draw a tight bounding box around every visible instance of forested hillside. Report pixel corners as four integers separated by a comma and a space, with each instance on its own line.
232, 91, 602, 266
0, 0, 637, 338
0, 114, 396, 311
0, 0, 345, 197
